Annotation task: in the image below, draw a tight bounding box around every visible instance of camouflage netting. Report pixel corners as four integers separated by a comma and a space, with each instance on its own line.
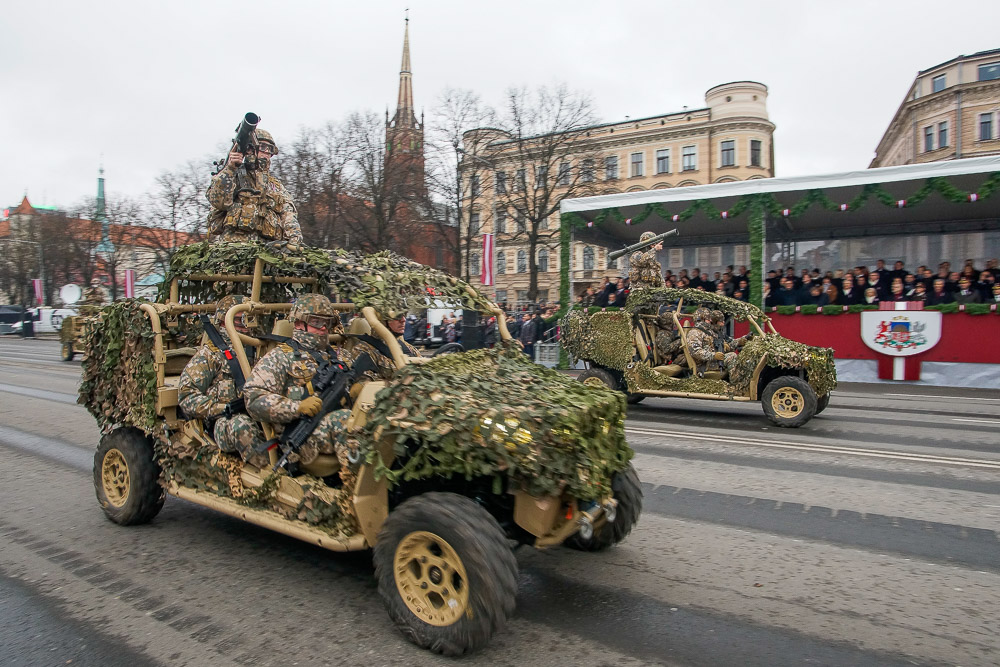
78, 300, 158, 433
363, 344, 632, 502
625, 362, 734, 396
626, 287, 771, 322
559, 309, 634, 371
730, 334, 838, 397
161, 241, 498, 314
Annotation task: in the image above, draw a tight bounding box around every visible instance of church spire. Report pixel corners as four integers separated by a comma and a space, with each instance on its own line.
95, 165, 114, 256
391, 16, 417, 129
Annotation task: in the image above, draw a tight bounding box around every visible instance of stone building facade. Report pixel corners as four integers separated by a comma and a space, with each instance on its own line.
461, 81, 775, 306
871, 48, 1000, 168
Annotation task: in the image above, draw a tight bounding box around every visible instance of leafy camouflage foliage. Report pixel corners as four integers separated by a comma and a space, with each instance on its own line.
78, 300, 158, 432
730, 334, 837, 397
624, 362, 733, 395
560, 309, 634, 370
626, 287, 770, 322
363, 344, 632, 502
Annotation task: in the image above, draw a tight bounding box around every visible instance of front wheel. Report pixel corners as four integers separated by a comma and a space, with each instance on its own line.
373, 493, 518, 656
93, 427, 164, 525
61, 342, 75, 362
815, 393, 831, 415
564, 463, 642, 551
761, 376, 817, 428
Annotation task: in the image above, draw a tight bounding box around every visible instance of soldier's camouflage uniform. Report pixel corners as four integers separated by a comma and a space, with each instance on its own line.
710, 311, 749, 376
346, 334, 421, 382
206, 164, 303, 245
177, 308, 264, 463
653, 313, 683, 363
243, 328, 350, 466
685, 322, 727, 376
628, 247, 664, 290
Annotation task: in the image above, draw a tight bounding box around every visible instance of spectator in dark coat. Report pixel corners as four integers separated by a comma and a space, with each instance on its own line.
909, 282, 928, 303
887, 278, 908, 302
976, 271, 996, 301
954, 277, 982, 304
866, 271, 890, 301
927, 279, 955, 305
776, 278, 799, 306
838, 274, 861, 305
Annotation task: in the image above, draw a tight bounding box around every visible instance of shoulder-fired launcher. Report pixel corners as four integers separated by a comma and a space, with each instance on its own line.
607, 229, 679, 263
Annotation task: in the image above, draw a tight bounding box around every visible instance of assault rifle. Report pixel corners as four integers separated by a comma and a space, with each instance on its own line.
212, 112, 261, 196
607, 229, 679, 263
263, 352, 378, 472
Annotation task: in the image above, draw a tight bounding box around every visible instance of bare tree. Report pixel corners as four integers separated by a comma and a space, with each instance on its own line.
141, 160, 211, 275
425, 88, 496, 280
483, 84, 603, 302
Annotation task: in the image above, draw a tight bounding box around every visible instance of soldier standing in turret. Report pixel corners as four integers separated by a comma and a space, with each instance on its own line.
206, 128, 303, 245
628, 231, 665, 290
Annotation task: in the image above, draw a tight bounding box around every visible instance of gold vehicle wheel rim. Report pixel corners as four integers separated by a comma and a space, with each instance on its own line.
771, 387, 805, 419
102, 449, 130, 507
583, 376, 608, 389
394, 531, 470, 627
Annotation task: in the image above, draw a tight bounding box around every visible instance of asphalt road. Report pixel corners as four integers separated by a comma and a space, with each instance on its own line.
2, 337, 999, 666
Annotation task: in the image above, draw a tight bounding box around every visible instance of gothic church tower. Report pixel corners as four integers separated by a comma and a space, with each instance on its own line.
385, 17, 425, 195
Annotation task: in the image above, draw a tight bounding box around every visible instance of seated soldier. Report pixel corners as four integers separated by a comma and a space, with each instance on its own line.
654, 310, 683, 364
178, 295, 264, 462
683, 307, 728, 378
243, 294, 351, 467
346, 310, 419, 382
710, 309, 752, 377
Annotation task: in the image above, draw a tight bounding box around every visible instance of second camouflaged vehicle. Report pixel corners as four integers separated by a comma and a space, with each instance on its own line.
562, 287, 837, 428
80, 242, 640, 656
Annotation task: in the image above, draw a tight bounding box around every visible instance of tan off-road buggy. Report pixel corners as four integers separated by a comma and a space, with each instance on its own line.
82, 244, 639, 656
562, 287, 837, 428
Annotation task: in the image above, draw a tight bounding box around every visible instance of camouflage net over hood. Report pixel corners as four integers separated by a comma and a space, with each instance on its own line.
363, 344, 633, 501
559, 309, 634, 371
730, 333, 838, 397
161, 241, 497, 314
78, 300, 158, 433
626, 287, 770, 322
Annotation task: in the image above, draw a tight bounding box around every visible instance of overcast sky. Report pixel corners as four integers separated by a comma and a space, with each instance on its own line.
4, 0, 999, 212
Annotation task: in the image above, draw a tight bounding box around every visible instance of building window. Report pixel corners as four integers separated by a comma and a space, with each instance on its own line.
515, 169, 526, 192
537, 289, 549, 304
932, 74, 946, 93
938, 121, 948, 148
495, 289, 507, 304
471, 253, 480, 276
750, 139, 762, 167
557, 162, 570, 186
535, 165, 547, 189
495, 171, 506, 194
980, 113, 994, 141
582, 159, 595, 183
516, 250, 527, 273
495, 208, 506, 234
605, 156, 618, 180
469, 212, 480, 235
538, 249, 549, 273
924, 126, 934, 152
583, 246, 595, 271
516, 212, 526, 234
540, 215, 548, 230
471, 175, 481, 198
516, 290, 528, 305
978, 62, 1000, 82
682, 146, 696, 171
720, 140, 735, 167
655, 149, 670, 174
496, 250, 506, 274
630, 152, 644, 177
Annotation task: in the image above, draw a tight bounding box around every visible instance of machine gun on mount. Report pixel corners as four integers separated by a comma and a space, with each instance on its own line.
212, 112, 262, 196
607, 229, 679, 263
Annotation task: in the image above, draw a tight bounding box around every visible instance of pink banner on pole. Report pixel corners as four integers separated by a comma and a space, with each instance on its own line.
32, 279, 43, 305
481, 233, 494, 286
124, 270, 135, 298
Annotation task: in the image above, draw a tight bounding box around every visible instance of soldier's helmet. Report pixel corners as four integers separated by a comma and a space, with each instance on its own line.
639, 231, 657, 243
693, 307, 712, 323
290, 293, 337, 329
711, 309, 725, 324
214, 294, 246, 324
256, 129, 278, 155
656, 311, 675, 328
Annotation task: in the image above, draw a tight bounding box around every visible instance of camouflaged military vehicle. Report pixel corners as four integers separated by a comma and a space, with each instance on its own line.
562, 287, 837, 428
80, 242, 639, 656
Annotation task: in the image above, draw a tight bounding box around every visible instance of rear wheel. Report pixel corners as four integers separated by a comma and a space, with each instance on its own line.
564, 463, 642, 551
432, 343, 464, 357
61, 342, 75, 362
93, 427, 164, 525
815, 393, 831, 415
579, 367, 620, 391
374, 493, 518, 656
761, 376, 817, 428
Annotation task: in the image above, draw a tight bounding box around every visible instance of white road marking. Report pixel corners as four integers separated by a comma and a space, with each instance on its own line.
624, 426, 1000, 470
952, 417, 1000, 425
884, 393, 1000, 402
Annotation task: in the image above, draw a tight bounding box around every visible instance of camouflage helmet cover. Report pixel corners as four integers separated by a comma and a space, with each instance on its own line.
639, 231, 657, 243
711, 309, 725, 324
256, 129, 278, 154
693, 307, 712, 323
214, 294, 246, 323
289, 293, 336, 322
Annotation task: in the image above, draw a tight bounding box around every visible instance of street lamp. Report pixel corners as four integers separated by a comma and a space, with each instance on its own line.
2, 238, 45, 306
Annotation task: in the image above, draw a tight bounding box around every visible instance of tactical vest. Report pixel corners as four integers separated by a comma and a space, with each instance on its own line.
224, 181, 283, 240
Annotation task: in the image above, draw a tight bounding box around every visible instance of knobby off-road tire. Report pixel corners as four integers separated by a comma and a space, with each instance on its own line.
61, 342, 75, 362
579, 367, 645, 405
626, 393, 646, 404
373, 492, 518, 656
815, 392, 831, 415
564, 463, 643, 552
761, 376, 817, 428
432, 343, 464, 357
93, 427, 164, 525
